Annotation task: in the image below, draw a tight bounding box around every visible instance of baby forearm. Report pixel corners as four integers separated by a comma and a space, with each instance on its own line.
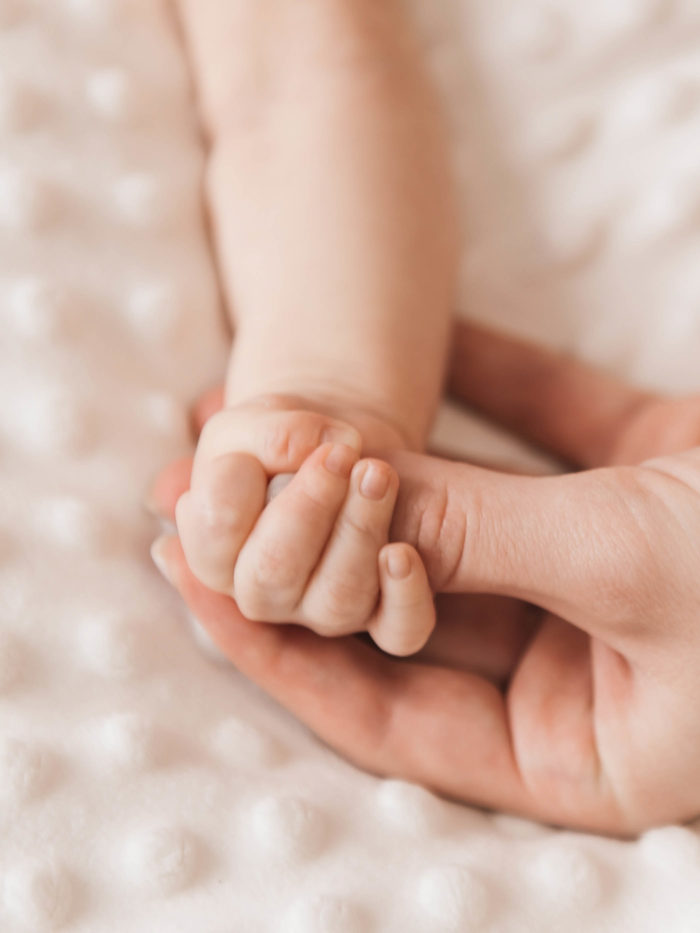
178, 0, 458, 450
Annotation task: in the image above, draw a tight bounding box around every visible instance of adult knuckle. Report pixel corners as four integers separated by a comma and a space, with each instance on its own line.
400, 477, 466, 591
586, 469, 658, 625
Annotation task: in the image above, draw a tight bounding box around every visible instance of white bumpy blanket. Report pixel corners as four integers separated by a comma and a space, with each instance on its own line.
1, 1, 700, 930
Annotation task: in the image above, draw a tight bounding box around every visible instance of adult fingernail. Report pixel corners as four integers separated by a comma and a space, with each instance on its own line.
324, 444, 356, 477
386, 546, 411, 580
150, 535, 177, 586
360, 462, 391, 500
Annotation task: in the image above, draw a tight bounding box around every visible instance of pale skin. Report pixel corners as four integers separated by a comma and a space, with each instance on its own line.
151, 324, 700, 837
156, 1, 700, 834
173, 0, 458, 655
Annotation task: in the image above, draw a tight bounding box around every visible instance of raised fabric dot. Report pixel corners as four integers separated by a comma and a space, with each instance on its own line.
78, 611, 143, 679
0, 630, 25, 693
375, 779, 447, 835
211, 716, 284, 769
287, 895, 369, 933
125, 825, 199, 894
416, 864, 491, 932
0, 736, 53, 803
530, 845, 604, 908
250, 795, 327, 861
3, 861, 73, 929
0, 168, 59, 230
0, 78, 43, 132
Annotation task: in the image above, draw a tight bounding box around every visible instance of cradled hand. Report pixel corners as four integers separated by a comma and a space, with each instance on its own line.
172, 393, 435, 656
150, 323, 700, 835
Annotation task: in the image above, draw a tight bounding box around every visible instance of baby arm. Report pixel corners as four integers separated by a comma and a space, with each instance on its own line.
173, 0, 458, 651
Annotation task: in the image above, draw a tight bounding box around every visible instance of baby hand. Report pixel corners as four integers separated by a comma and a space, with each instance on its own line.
174, 395, 435, 656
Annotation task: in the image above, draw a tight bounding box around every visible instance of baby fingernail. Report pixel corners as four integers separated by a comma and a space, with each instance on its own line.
324, 444, 356, 477
360, 462, 391, 500
150, 535, 177, 586
386, 547, 411, 580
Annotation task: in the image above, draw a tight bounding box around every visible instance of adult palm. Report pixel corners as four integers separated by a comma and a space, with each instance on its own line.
150, 321, 700, 836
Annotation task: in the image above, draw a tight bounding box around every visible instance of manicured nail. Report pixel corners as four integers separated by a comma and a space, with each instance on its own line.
359, 462, 391, 500
150, 535, 177, 585
324, 444, 356, 477
385, 546, 411, 580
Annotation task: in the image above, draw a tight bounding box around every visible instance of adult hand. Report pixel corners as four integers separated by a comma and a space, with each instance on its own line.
148, 321, 700, 836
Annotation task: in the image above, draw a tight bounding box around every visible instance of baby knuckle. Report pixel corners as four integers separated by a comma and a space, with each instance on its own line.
262, 420, 295, 465
320, 575, 375, 628
254, 546, 290, 588
263, 412, 322, 467
249, 542, 301, 602
337, 507, 381, 543
295, 480, 335, 517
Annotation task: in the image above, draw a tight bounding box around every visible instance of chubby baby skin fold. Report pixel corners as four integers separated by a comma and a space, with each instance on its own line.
174, 0, 459, 654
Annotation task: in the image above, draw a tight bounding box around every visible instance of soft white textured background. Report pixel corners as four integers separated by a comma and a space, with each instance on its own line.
1, 1, 700, 931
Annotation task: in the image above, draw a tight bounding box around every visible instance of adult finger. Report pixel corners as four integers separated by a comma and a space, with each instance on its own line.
388, 450, 675, 652
145, 459, 538, 679
447, 319, 655, 468
150, 534, 627, 833
148, 535, 536, 824
416, 594, 540, 684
